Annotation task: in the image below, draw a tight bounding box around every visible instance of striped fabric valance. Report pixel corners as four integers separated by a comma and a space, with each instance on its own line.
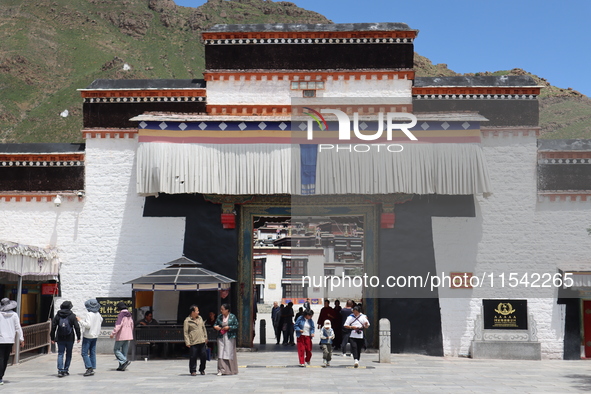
136, 142, 492, 196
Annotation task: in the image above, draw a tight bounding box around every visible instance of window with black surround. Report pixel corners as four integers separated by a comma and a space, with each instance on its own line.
254, 257, 266, 279
283, 283, 306, 299
283, 257, 307, 277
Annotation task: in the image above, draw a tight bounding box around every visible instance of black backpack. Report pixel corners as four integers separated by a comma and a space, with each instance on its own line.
57, 316, 73, 337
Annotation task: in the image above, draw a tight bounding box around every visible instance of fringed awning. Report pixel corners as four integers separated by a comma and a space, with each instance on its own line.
0, 241, 60, 280
136, 142, 492, 196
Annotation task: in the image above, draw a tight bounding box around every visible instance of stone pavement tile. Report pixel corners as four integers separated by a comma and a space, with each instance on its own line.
3, 352, 591, 392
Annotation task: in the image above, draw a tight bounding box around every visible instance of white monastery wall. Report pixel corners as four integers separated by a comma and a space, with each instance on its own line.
0, 136, 186, 316
206, 78, 413, 105
433, 133, 591, 359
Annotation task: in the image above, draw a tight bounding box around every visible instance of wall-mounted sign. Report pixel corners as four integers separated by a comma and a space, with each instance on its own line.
96, 297, 132, 327
41, 283, 59, 295
483, 299, 528, 330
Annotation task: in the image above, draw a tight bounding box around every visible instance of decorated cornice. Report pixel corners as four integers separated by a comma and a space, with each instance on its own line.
538, 192, 591, 202
0, 153, 84, 167
84, 96, 205, 104
538, 151, 591, 164
82, 128, 138, 139
202, 30, 417, 44
204, 70, 414, 82
81, 89, 206, 99
207, 105, 291, 116
0, 192, 81, 203
413, 86, 540, 99
137, 118, 482, 144
481, 127, 541, 138
206, 104, 412, 116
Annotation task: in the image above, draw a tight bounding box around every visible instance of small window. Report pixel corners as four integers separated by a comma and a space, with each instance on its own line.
290, 81, 325, 90
303, 90, 316, 98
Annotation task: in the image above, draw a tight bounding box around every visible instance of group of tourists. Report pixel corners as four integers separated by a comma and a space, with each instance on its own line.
271, 299, 370, 368
46, 298, 239, 378
50, 299, 114, 377
183, 303, 239, 376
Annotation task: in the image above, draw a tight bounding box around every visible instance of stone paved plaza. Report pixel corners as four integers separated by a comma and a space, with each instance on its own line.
2, 348, 591, 393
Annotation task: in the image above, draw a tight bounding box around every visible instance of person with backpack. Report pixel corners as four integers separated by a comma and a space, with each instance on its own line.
77, 299, 103, 376
0, 298, 24, 385
50, 301, 81, 377
109, 302, 134, 371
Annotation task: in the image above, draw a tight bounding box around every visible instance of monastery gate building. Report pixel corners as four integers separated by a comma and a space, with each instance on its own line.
1, 23, 591, 359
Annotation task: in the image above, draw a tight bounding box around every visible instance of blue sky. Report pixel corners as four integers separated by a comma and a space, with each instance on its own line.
175, 0, 591, 97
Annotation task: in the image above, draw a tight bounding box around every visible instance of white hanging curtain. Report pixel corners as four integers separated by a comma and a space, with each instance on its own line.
315, 144, 492, 195
137, 143, 299, 195
136, 142, 491, 196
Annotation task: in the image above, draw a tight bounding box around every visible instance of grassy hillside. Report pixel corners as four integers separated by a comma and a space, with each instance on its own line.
0, 0, 588, 142
0, 0, 329, 143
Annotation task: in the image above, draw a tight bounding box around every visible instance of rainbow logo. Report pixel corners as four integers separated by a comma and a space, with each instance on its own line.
303, 107, 328, 131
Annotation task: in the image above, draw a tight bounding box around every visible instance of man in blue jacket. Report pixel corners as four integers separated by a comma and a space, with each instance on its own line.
294, 310, 315, 367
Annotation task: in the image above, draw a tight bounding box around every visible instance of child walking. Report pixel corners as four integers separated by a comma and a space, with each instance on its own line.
319, 319, 335, 367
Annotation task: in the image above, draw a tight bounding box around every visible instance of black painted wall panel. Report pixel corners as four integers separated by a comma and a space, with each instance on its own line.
0, 167, 84, 191
560, 298, 581, 360
378, 194, 475, 356
206, 44, 414, 70
538, 164, 591, 191
413, 100, 539, 127
83, 102, 207, 128
143, 194, 239, 281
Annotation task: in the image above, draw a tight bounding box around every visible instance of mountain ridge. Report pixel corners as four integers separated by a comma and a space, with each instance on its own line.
0, 0, 588, 142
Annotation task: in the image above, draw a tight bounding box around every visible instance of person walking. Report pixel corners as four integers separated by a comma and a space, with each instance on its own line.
319, 319, 335, 367
271, 302, 281, 345
110, 302, 133, 371
303, 298, 311, 313
294, 310, 315, 367
317, 300, 335, 329
343, 306, 370, 368
214, 304, 239, 375
332, 300, 342, 350
275, 304, 284, 345
340, 300, 354, 356
281, 302, 295, 346
184, 305, 208, 376
50, 301, 81, 377
77, 299, 103, 376
0, 298, 24, 385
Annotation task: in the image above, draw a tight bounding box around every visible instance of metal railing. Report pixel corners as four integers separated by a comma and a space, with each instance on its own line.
132, 325, 217, 361
10, 321, 51, 364
134, 325, 217, 343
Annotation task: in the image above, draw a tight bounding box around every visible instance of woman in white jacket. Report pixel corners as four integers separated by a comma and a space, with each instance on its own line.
0, 298, 24, 385
77, 299, 103, 376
